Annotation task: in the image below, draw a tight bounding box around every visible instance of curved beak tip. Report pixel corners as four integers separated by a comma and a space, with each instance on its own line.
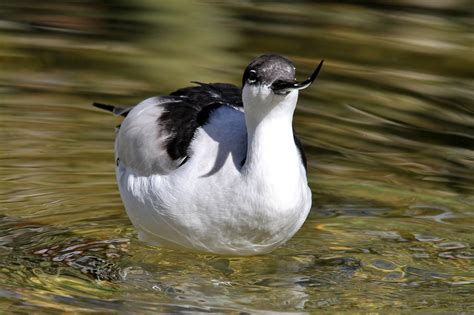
271, 59, 324, 94
309, 59, 324, 83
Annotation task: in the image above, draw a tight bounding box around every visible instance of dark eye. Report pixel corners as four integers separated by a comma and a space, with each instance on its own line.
247, 70, 257, 84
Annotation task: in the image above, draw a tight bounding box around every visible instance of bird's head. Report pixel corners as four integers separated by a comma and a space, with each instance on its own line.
241, 54, 323, 119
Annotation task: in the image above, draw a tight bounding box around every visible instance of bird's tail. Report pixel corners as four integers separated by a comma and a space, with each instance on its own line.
93, 102, 132, 117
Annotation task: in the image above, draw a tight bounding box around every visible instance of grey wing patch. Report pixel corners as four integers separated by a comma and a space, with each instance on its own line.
115, 97, 184, 175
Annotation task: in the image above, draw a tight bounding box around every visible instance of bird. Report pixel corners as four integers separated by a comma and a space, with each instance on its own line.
93, 54, 324, 255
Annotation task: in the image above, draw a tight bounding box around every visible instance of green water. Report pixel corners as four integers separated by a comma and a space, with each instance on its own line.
0, 0, 473, 312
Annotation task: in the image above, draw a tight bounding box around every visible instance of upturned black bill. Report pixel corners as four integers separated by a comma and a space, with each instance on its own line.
271, 60, 324, 94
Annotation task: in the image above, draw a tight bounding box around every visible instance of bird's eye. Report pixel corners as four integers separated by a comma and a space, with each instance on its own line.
247, 70, 257, 84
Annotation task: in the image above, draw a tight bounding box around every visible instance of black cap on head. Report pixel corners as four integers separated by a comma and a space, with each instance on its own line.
242, 54, 296, 87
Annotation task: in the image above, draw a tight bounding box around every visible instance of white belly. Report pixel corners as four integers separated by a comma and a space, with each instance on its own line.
115, 105, 312, 255
117, 169, 311, 255
116, 122, 311, 255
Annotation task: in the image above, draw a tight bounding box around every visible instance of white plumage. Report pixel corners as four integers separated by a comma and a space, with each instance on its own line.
95, 55, 323, 255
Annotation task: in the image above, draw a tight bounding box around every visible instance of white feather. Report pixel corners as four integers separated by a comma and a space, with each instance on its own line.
115, 86, 311, 255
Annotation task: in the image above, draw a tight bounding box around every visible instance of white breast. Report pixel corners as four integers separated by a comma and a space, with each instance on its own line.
116, 105, 311, 255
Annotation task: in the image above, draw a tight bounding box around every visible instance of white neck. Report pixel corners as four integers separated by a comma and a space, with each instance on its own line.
242, 89, 304, 188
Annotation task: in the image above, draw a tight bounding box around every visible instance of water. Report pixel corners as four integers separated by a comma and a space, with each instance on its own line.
0, 0, 473, 312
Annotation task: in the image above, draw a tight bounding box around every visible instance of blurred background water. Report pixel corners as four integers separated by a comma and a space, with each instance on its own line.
0, 0, 473, 312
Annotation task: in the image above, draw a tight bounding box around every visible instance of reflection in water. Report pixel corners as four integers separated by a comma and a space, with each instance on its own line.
0, 0, 473, 312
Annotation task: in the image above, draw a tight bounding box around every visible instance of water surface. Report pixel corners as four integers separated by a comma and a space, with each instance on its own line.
0, 0, 473, 312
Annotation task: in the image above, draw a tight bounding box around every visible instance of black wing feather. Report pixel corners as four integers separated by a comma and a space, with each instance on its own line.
94, 82, 306, 170
160, 83, 243, 161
